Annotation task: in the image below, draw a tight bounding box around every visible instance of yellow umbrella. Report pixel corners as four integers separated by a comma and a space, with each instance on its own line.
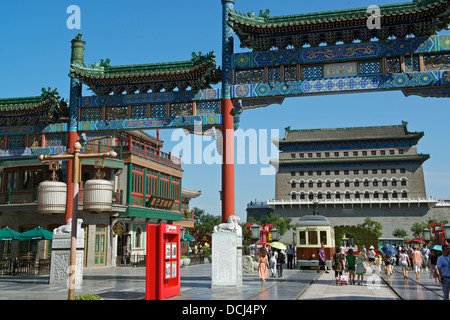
269, 242, 286, 250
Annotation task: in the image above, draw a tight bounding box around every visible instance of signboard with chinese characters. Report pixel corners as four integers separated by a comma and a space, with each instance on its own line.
324, 62, 357, 78
146, 196, 174, 210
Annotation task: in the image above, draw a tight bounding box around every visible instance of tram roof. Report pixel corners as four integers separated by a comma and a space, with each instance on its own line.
295, 215, 331, 226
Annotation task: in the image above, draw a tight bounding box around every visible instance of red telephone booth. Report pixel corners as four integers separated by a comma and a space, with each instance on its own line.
146, 223, 180, 300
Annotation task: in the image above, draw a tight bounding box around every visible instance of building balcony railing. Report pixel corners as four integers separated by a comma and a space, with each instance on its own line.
116, 137, 181, 169
247, 201, 270, 208
0, 189, 38, 205
183, 209, 194, 220
267, 196, 439, 208
0, 188, 124, 206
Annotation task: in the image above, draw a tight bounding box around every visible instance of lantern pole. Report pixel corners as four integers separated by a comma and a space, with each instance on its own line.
38, 141, 117, 300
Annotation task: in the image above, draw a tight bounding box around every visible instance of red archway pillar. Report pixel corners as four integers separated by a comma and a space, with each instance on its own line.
221, 98, 235, 223
64, 131, 79, 223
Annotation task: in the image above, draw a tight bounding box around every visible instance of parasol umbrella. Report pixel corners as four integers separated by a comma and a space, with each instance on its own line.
269, 242, 287, 250
19, 227, 53, 240
248, 244, 262, 248
380, 244, 397, 256
0, 227, 23, 241
429, 244, 443, 251
184, 234, 196, 241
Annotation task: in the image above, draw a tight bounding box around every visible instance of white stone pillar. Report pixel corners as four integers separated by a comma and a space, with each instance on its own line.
49, 219, 85, 287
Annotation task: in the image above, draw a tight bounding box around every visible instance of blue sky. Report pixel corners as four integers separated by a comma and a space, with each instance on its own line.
1, 1, 449, 222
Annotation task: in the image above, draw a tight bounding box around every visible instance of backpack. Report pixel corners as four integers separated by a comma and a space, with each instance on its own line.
277, 251, 286, 264
332, 253, 343, 271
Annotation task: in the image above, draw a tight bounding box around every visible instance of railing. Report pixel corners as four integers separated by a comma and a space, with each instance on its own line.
247, 201, 270, 208
267, 196, 438, 206
116, 254, 146, 267
0, 188, 123, 206
0, 258, 51, 276
183, 210, 194, 220
0, 189, 38, 205
117, 137, 182, 169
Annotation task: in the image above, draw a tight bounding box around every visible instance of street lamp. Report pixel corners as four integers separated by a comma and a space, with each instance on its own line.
270, 228, 279, 242
422, 228, 431, 243
250, 224, 261, 241
250, 224, 260, 257
38, 140, 116, 300
443, 223, 450, 243
180, 226, 186, 241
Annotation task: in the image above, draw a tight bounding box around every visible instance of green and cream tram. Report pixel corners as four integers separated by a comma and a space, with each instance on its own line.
295, 215, 336, 269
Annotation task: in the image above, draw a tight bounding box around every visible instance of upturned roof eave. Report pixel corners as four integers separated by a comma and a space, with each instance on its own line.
228, 0, 448, 30
69, 56, 216, 81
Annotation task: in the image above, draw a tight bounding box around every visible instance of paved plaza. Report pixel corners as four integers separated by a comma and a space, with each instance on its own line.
0, 261, 399, 301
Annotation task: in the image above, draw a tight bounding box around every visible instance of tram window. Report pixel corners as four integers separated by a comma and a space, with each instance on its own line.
320, 231, 327, 245
299, 231, 306, 245
308, 231, 318, 245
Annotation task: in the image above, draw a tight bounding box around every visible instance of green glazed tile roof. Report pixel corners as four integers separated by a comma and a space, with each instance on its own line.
0, 88, 68, 115
0, 88, 68, 126
228, 0, 449, 31
70, 51, 218, 82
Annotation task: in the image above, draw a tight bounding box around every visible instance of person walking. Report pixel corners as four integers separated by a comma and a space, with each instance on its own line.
257, 250, 270, 286
269, 249, 277, 277
332, 248, 345, 285
362, 245, 367, 259
422, 246, 430, 271
437, 245, 450, 300
317, 243, 329, 273
399, 249, 410, 279
412, 246, 423, 280
383, 254, 392, 276
276, 249, 285, 278
377, 252, 383, 273
355, 252, 366, 285
407, 245, 414, 271
367, 245, 376, 271
287, 245, 294, 269
430, 249, 439, 284
346, 248, 356, 284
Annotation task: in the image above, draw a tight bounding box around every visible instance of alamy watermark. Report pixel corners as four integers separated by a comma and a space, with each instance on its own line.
170, 122, 279, 176
367, 5, 381, 30
67, 5, 81, 30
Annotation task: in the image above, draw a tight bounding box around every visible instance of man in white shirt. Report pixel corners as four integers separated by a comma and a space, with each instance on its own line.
437, 245, 450, 300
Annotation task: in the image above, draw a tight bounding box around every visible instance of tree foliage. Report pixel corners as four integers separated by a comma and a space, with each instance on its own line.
392, 228, 407, 238
193, 207, 221, 235
358, 217, 383, 238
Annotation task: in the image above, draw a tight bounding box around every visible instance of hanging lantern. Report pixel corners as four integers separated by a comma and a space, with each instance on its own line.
38, 162, 67, 214
83, 160, 114, 213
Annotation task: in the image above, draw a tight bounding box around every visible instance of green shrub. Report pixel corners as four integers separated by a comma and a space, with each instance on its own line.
74, 294, 102, 300
334, 225, 378, 250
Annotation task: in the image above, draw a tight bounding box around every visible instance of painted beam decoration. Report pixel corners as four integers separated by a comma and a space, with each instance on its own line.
232, 35, 450, 69
79, 89, 221, 108
79, 114, 222, 132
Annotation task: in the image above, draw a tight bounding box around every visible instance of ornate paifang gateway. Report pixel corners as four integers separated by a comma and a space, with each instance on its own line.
0, 0, 449, 223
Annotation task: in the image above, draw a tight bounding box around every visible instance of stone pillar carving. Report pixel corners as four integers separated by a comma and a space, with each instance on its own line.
49, 219, 85, 287
211, 215, 242, 287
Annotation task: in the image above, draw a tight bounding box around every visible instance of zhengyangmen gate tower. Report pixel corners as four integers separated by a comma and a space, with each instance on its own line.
0, 0, 449, 264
